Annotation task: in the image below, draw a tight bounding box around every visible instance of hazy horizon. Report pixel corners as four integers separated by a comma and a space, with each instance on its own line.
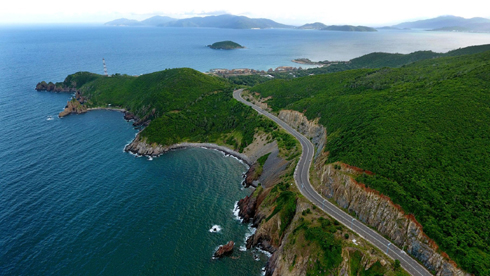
1, 0, 489, 26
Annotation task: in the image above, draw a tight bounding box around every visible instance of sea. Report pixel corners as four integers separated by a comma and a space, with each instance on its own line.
1, 25, 490, 275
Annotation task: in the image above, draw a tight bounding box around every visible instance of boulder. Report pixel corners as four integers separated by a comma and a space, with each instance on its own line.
214, 241, 234, 258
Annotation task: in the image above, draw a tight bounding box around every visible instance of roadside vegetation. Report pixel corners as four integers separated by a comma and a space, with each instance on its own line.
251, 49, 490, 275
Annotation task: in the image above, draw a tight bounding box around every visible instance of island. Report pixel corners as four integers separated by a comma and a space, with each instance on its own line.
298, 22, 377, 32
207, 41, 244, 50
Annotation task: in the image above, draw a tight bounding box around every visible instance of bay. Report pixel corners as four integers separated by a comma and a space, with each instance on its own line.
1, 25, 490, 275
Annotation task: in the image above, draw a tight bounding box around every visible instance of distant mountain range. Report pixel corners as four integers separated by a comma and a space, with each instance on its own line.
105, 14, 291, 29
104, 15, 378, 31
298, 22, 377, 32
105, 14, 490, 33
160, 14, 292, 29
105, 15, 176, 26
389, 15, 490, 32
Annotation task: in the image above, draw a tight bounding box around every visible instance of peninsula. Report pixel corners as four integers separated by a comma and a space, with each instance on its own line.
207, 41, 244, 50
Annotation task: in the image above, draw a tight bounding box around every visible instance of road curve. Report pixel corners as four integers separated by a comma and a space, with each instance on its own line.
233, 89, 432, 276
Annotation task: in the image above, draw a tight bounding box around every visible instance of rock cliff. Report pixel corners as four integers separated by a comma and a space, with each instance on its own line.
238, 186, 399, 276
314, 158, 469, 276
278, 110, 327, 158
276, 108, 468, 275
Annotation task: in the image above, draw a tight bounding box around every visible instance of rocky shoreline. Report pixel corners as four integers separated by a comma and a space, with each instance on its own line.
124, 134, 252, 165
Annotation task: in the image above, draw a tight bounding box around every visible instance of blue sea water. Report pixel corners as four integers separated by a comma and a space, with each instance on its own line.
1, 25, 490, 275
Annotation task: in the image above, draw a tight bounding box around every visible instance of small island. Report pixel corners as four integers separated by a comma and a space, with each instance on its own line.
207, 41, 244, 50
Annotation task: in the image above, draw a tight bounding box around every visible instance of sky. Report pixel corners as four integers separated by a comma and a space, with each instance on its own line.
0, 0, 488, 26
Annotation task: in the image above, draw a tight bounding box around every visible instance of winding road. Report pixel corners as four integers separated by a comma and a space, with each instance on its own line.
233, 89, 432, 276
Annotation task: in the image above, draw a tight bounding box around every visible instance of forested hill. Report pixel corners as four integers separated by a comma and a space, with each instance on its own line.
251, 50, 490, 275
52, 68, 278, 152
299, 44, 490, 77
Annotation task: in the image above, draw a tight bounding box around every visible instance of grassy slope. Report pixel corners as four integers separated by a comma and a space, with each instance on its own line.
252, 51, 490, 275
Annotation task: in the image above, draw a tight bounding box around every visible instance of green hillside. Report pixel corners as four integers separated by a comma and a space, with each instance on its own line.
208, 41, 244, 50
252, 51, 490, 275
60, 68, 282, 151
290, 44, 490, 78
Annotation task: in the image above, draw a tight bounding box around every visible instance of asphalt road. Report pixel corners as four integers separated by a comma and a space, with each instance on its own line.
233, 89, 432, 276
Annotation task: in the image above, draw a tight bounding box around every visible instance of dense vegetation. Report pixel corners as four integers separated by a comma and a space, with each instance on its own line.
62, 69, 275, 151
208, 41, 244, 50
62, 68, 299, 154
266, 182, 297, 236
252, 50, 490, 275
278, 44, 490, 79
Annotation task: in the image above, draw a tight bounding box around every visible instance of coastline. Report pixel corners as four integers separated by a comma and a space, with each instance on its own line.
124, 133, 253, 166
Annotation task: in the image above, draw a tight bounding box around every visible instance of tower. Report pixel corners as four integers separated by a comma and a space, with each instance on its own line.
102, 58, 108, 76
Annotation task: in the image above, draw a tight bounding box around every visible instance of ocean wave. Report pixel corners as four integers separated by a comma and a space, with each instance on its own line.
232, 201, 242, 222
209, 225, 222, 233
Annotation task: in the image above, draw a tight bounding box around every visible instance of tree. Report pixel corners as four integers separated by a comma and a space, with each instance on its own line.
394, 259, 401, 271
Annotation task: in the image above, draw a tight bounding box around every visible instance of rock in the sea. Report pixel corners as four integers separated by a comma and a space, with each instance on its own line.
213, 241, 234, 258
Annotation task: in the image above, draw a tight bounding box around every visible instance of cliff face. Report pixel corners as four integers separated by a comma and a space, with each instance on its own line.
278, 110, 326, 158
277, 109, 468, 276
239, 188, 398, 276
315, 159, 468, 276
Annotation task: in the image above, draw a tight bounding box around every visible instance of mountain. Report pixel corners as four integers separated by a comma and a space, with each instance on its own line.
298, 23, 376, 32
297, 22, 328, 29
392, 15, 490, 32
104, 18, 143, 26
140, 15, 176, 26
159, 14, 292, 29
105, 16, 176, 27
323, 25, 377, 32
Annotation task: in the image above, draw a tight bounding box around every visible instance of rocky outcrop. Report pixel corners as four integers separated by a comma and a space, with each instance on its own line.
237, 195, 257, 224
278, 110, 327, 158
35, 81, 76, 92
315, 160, 469, 276
59, 100, 87, 117
213, 241, 234, 258
123, 111, 137, 121
124, 135, 169, 157
244, 163, 259, 187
